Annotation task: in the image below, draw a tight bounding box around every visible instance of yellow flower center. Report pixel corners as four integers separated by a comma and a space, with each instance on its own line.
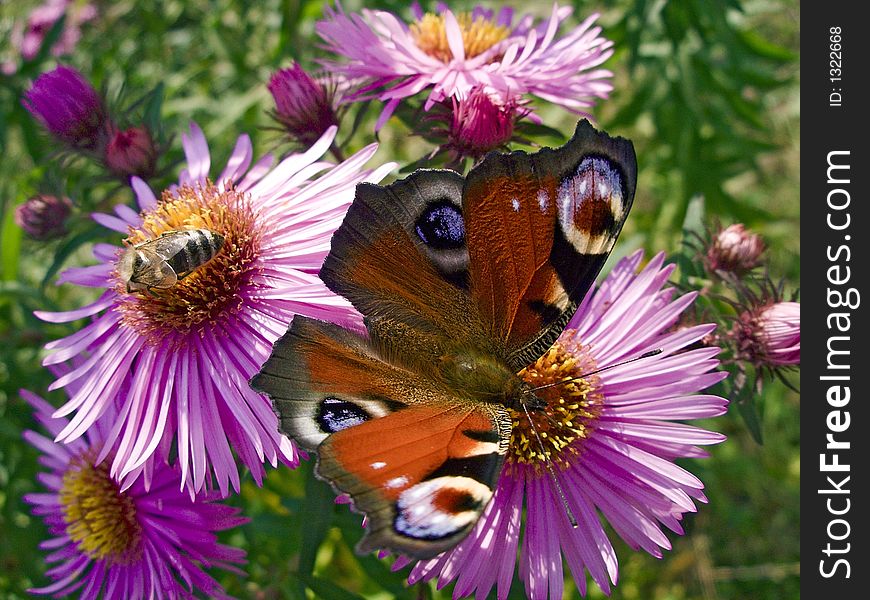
411, 12, 510, 63
60, 453, 142, 564
114, 182, 262, 344
507, 332, 603, 470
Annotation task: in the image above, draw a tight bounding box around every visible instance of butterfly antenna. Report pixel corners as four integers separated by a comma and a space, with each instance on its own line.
519, 399, 578, 528
530, 349, 663, 393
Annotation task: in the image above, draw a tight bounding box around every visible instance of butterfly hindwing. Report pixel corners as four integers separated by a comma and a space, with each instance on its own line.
463, 120, 637, 369
319, 402, 509, 558
250, 316, 510, 559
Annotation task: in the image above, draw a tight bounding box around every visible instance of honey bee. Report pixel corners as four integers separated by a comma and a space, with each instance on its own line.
117, 229, 225, 293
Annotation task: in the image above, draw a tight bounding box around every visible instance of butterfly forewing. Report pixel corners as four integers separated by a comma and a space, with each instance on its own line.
463, 120, 637, 370
319, 171, 491, 369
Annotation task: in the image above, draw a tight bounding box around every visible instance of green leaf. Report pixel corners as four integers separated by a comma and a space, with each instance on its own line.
0, 281, 60, 312
681, 194, 706, 238
341, 100, 373, 150
1, 202, 23, 281
41, 226, 110, 289
728, 364, 764, 444
298, 463, 335, 576
513, 122, 567, 144
737, 29, 795, 62
299, 575, 365, 600
143, 83, 166, 132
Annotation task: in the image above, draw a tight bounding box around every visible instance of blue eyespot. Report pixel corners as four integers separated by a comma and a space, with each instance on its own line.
316, 397, 370, 433
415, 201, 465, 250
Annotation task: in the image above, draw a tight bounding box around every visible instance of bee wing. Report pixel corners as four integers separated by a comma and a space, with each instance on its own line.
136, 260, 178, 288
149, 233, 192, 259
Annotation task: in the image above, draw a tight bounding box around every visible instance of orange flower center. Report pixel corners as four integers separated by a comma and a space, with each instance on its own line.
114, 182, 262, 344
507, 332, 603, 470
60, 453, 142, 564
411, 12, 510, 63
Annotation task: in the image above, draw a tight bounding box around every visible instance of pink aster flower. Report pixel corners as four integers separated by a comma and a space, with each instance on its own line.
35, 123, 394, 495
317, 2, 613, 129
401, 251, 728, 599
22, 383, 248, 599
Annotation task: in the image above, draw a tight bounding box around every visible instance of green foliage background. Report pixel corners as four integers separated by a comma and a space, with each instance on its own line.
0, 0, 799, 598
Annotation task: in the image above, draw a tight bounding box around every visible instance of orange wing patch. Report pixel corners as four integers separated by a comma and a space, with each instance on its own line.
317, 402, 509, 558
320, 404, 503, 501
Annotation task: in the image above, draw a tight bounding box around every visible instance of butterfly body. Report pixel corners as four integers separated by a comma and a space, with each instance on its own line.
252, 120, 637, 559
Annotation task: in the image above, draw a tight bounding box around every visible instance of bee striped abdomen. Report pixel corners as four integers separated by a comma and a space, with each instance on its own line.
166, 229, 223, 276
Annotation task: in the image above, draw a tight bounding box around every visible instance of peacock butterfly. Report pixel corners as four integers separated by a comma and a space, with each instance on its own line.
251, 120, 637, 559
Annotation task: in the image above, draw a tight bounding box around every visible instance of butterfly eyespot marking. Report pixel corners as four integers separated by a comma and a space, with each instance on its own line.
394, 476, 492, 541
415, 200, 465, 250
557, 155, 626, 254
315, 397, 371, 433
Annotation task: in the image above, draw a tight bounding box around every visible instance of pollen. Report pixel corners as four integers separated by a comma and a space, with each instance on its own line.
60, 453, 142, 564
507, 332, 603, 470
411, 12, 510, 63
114, 182, 262, 344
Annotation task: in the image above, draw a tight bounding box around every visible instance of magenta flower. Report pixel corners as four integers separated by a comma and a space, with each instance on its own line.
22, 383, 247, 599
317, 2, 613, 129
35, 123, 394, 495
2, 0, 96, 74
23, 65, 110, 151
268, 63, 341, 148
399, 251, 728, 598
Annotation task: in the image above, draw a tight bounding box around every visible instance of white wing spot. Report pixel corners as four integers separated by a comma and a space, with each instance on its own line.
511, 198, 520, 212
370, 461, 386, 470
385, 476, 409, 489
537, 189, 549, 212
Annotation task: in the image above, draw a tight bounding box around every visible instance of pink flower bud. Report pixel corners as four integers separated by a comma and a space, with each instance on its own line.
706, 223, 765, 275
755, 301, 800, 366
268, 63, 340, 147
14, 195, 73, 240
22, 65, 109, 151
104, 126, 158, 180
447, 87, 521, 160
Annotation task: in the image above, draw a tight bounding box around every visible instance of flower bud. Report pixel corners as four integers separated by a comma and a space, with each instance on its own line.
754, 301, 800, 366
22, 65, 109, 151
268, 63, 340, 147
446, 87, 522, 160
734, 301, 800, 368
104, 126, 158, 180
706, 223, 765, 275
14, 195, 73, 240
